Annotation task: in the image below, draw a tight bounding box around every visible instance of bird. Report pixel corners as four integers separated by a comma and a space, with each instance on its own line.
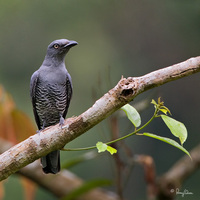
30, 39, 77, 174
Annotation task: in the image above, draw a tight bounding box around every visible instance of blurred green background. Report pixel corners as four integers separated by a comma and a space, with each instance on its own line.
0, 0, 200, 199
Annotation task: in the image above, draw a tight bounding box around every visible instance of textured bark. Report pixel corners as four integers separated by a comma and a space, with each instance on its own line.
0, 56, 200, 181
0, 139, 120, 200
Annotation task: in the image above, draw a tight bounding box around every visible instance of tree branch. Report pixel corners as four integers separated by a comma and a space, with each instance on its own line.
0, 139, 120, 200
0, 56, 200, 181
157, 144, 200, 199
19, 162, 119, 200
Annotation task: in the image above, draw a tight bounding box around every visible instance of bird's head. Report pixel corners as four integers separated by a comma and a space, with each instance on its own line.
46, 39, 78, 58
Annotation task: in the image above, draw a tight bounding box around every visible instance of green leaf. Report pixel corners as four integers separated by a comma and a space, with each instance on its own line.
160, 108, 168, 115
161, 115, 187, 145
142, 132, 191, 158
96, 142, 107, 153
61, 179, 112, 200
96, 142, 117, 155
121, 104, 141, 127
107, 146, 117, 155
151, 99, 157, 106
160, 106, 171, 115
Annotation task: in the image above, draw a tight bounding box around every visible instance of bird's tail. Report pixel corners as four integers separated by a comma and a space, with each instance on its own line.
41, 150, 60, 174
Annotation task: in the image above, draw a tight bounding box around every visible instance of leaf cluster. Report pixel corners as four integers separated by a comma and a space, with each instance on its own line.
122, 98, 190, 158
63, 97, 190, 158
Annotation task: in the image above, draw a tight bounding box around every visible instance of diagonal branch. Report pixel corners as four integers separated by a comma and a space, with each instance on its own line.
0, 56, 200, 181
0, 139, 120, 200
157, 144, 200, 199
19, 163, 120, 200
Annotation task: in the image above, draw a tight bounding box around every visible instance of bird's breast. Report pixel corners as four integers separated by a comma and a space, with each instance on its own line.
35, 79, 67, 127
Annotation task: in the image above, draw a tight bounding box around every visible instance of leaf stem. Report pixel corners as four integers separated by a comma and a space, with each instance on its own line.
62, 106, 159, 152
62, 146, 96, 151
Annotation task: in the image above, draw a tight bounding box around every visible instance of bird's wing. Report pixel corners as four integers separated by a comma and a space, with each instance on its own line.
63, 73, 73, 118
30, 70, 41, 130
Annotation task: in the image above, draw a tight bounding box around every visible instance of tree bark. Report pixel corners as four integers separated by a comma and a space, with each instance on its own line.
0, 56, 200, 181
0, 139, 120, 200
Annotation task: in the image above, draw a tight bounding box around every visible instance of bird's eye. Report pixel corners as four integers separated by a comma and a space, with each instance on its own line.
53, 44, 59, 49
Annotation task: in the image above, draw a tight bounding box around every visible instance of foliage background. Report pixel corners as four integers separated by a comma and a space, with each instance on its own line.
0, 1, 200, 199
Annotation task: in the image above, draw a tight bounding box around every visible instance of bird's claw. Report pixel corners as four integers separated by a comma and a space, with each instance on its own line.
59, 116, 65, 129
36, 129, 41, 136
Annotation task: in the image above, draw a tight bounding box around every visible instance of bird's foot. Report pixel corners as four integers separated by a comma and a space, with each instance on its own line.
36, 127, 45, 135
59, 116, 65, 129
36, 130, 41, 136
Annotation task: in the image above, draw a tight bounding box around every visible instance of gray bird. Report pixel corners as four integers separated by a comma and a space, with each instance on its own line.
30, 39, 77, 174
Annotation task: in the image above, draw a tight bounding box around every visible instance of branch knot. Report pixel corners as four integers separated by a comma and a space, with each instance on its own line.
118, 77, 137, 98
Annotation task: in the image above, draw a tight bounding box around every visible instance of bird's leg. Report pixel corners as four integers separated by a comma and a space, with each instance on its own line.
36, 121, 46, 134
59, 114, 65, 129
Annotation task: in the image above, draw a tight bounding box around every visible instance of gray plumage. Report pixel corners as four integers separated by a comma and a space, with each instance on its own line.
30, 39, 77, 174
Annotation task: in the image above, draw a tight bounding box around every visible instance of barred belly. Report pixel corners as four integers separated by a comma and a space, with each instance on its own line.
35, 81, 67, 128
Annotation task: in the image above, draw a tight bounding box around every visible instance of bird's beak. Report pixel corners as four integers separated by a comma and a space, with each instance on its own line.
64, 40, 78, 48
